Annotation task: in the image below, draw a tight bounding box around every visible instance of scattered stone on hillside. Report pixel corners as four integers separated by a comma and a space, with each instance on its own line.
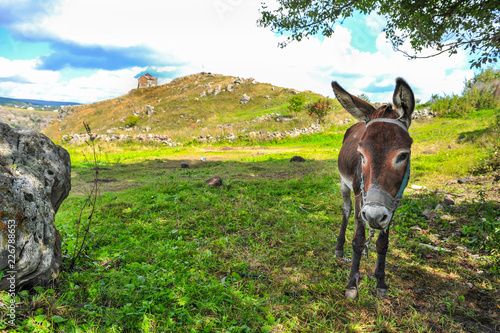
458, 177, 472, 184
290, 156, 306, 163
204, 83, 211, 88
200, 90, 206, 97
0, 122, 71, 290
412, 108, 437, 120
337, 118, 353, 125
207, 89, 214, 95
435, 204, 445, 211
252, 80, 257, 84
206, 176, 223, 187
180, 162, 190, 169
213, 85, 221, 96
182, 86, 189, 90
58, 105, 78, 119
240, 94, 251, 104
443, 195, 455, 206
145, 126, 152, 132
423, 209, 440, 220
271, 87, 276, 91
132, 110, 140, 116
234, 78, 244, 85
291, 90, 299, 95
145, 105, 154, 117
226, 84, 233, 92
264, 95, 271, 100
194, 98, 199, 101
63, 133, 183, 147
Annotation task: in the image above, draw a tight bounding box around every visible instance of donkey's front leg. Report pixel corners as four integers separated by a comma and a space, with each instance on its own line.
375, 227, 390, 297
345, 195, 365, 299
335, 180, 352, 258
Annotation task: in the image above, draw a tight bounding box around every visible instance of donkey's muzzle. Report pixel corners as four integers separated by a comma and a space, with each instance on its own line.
361, 188, 395, 230
361, 203, 393, 230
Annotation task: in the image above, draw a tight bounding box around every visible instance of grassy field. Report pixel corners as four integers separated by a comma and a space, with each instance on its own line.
1, 106, 499, 332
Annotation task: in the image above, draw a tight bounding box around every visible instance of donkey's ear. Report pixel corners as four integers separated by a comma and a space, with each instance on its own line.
393, 77, 415, 128
331, 81, 375, 122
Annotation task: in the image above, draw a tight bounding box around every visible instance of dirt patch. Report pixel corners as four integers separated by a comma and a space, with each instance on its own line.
86, 178, 117, 183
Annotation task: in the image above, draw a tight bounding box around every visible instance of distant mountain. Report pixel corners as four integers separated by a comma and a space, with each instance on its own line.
0, 96, 81, 108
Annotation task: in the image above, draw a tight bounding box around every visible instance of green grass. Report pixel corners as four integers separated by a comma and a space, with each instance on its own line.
2, 108, 499, 332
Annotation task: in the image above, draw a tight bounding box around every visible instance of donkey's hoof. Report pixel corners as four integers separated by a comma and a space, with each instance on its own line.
376, 288, 388, 298
335, 250, 344, 258
345, 288, 358, 299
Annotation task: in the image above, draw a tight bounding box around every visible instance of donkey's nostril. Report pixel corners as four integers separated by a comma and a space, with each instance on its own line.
381, 214, 388, 223
362, 211, 367, 222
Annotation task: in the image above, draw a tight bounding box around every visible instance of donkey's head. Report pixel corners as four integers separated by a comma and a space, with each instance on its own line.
332, 78, 415, 231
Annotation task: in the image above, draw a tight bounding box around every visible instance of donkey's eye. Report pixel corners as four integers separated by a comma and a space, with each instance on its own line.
396, 152, 409, 163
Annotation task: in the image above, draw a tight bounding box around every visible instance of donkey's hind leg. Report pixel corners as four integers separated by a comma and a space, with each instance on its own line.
335, 179, 352, 258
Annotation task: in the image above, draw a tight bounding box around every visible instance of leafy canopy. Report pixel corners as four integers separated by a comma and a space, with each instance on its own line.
258, 0, 499, 68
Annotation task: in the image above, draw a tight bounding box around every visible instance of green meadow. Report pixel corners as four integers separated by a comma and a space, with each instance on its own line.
1, 70, 499, 332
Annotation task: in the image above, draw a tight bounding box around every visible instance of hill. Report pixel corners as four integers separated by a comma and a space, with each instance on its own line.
42, 73, 345, 142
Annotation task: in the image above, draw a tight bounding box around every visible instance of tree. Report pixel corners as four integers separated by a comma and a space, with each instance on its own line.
258, 0, 499, 68
308, 97, 333, 123
289, 94, 307, 112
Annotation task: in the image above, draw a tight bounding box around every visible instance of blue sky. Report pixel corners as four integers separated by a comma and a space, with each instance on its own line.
0, 0, 479, 104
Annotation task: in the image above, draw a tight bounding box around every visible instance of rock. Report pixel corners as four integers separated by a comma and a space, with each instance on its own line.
264, 95, 271, 100
207, 89, 214, 95
206, 176, 223, 187
418, 243, 451, 252
200, 90, 206, 98
145, 105, 154, 117
443, 195, 455, 206
457, 177, 471, 184
423, 209, 440, 220
291, 90, 299, 95
226, 84, 233, 92
194, 98, 199, 101
290, 156, 306, 163
435, 204, 445, 211
180, 162, 190, 169
213, 85, 221, 96
132, 110, 140, 116
0, 123, 71, 290
58, 105, 78, 119
240, 94, 251, 104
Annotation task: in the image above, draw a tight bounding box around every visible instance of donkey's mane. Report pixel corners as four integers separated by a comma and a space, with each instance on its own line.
370, 104, 398, 120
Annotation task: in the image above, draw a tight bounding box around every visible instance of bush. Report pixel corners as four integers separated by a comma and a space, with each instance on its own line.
125, 115, 140, 127
288, 95, 306, 112
308, 98, 333, 123
431, 68, 500, 117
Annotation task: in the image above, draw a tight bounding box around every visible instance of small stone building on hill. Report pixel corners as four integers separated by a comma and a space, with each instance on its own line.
137, 73, 157, 88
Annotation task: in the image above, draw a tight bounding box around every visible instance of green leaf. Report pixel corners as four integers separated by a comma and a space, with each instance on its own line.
52, 315, 67, 323
34, 315, 47, 324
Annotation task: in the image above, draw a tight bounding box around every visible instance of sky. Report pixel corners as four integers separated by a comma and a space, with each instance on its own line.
0, 0, 482, 104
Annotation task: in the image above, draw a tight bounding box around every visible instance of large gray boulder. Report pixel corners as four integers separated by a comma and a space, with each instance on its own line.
0, 122, 71, 289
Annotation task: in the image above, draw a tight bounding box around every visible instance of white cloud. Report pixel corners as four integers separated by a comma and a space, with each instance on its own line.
0, 0, 475, 103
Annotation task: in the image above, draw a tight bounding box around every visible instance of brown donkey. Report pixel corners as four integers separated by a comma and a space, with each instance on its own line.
332, 78, 415, 299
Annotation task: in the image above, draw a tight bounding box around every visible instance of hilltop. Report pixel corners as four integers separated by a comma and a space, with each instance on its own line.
42, 73, 346, 142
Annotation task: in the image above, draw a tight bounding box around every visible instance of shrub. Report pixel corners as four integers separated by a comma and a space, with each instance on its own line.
308, 98, 333, 123
431, 68, 500, 117
288, 95, 306, 112
125, 115, 140, 127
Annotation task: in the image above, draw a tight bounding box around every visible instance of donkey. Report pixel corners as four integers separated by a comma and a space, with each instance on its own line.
331, 78, 415, 299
